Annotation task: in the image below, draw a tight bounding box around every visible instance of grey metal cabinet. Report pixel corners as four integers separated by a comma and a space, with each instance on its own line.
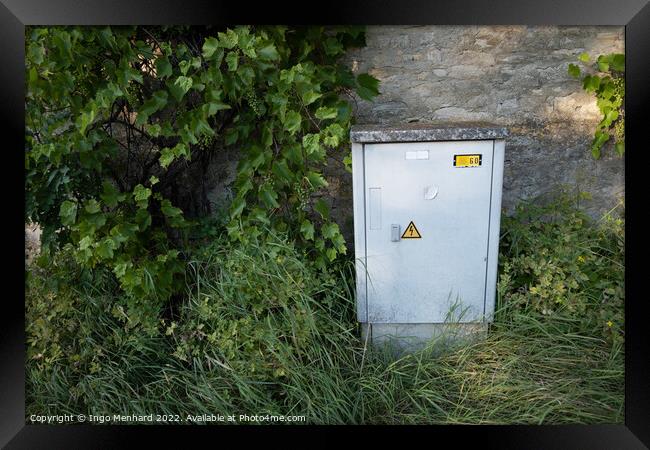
350, 124, 508, 346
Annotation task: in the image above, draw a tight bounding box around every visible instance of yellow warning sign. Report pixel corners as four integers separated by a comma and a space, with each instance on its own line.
401, 221, 422, 239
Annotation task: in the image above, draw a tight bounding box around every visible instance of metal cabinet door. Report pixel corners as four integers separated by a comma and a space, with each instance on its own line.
363, 140, 495, 323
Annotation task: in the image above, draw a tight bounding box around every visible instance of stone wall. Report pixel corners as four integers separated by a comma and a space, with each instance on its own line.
208, 26, 625, 242
342, 26, 625, 217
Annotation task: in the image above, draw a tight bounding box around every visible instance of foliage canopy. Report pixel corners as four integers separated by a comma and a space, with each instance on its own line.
25, 25, 379, 329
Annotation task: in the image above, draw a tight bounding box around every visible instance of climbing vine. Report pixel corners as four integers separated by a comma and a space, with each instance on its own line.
25, 26, 379, 330
568, 52, 624, 159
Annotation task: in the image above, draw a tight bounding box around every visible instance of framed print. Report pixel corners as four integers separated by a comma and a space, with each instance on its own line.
4, 0, 649, 447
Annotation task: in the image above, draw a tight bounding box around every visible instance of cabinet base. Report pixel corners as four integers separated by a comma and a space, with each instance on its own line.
360, 322, 488, 353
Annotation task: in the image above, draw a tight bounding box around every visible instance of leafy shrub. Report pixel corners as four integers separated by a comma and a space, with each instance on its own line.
26, 25, 379, 330
26, 249, 166, 377
26, 247, 86, 372
26, 248, 179, 415
169, 231, 356, 382
568, 52, 625, 158
498, 188, 624, 346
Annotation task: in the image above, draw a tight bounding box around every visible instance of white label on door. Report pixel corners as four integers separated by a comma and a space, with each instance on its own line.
405, 150, 430, 160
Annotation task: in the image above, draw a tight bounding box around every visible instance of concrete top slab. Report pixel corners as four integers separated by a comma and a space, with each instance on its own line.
350, 122, 509, 143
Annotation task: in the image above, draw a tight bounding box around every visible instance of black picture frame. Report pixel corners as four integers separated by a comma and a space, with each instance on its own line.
4, 0, 648, 447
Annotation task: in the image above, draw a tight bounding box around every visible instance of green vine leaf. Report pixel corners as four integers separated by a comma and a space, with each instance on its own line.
615, 141, 625, 157
230, 196, 246, 219
283, 110, 302, 135
218, 29, 238, 49
569, 52, 625, 159
301, 91, 322, 105
59, 200, 77, 226
169, 76, 193, 102
591, 131, 610, 159
258, 43, 280, 61
356, 73, 380, 100
202, 37, 220, 58
315, 106, 338, 120
568, 63, 581, 78
155, 56, 173, 79
305, 171, 328, 189
225, 51, 239, 71
314, 198, 330, 219
259, 185, 279, 208
300, 219, 315, 240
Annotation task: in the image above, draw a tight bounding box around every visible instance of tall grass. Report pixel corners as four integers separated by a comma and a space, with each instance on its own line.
26, 198, 624, 425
